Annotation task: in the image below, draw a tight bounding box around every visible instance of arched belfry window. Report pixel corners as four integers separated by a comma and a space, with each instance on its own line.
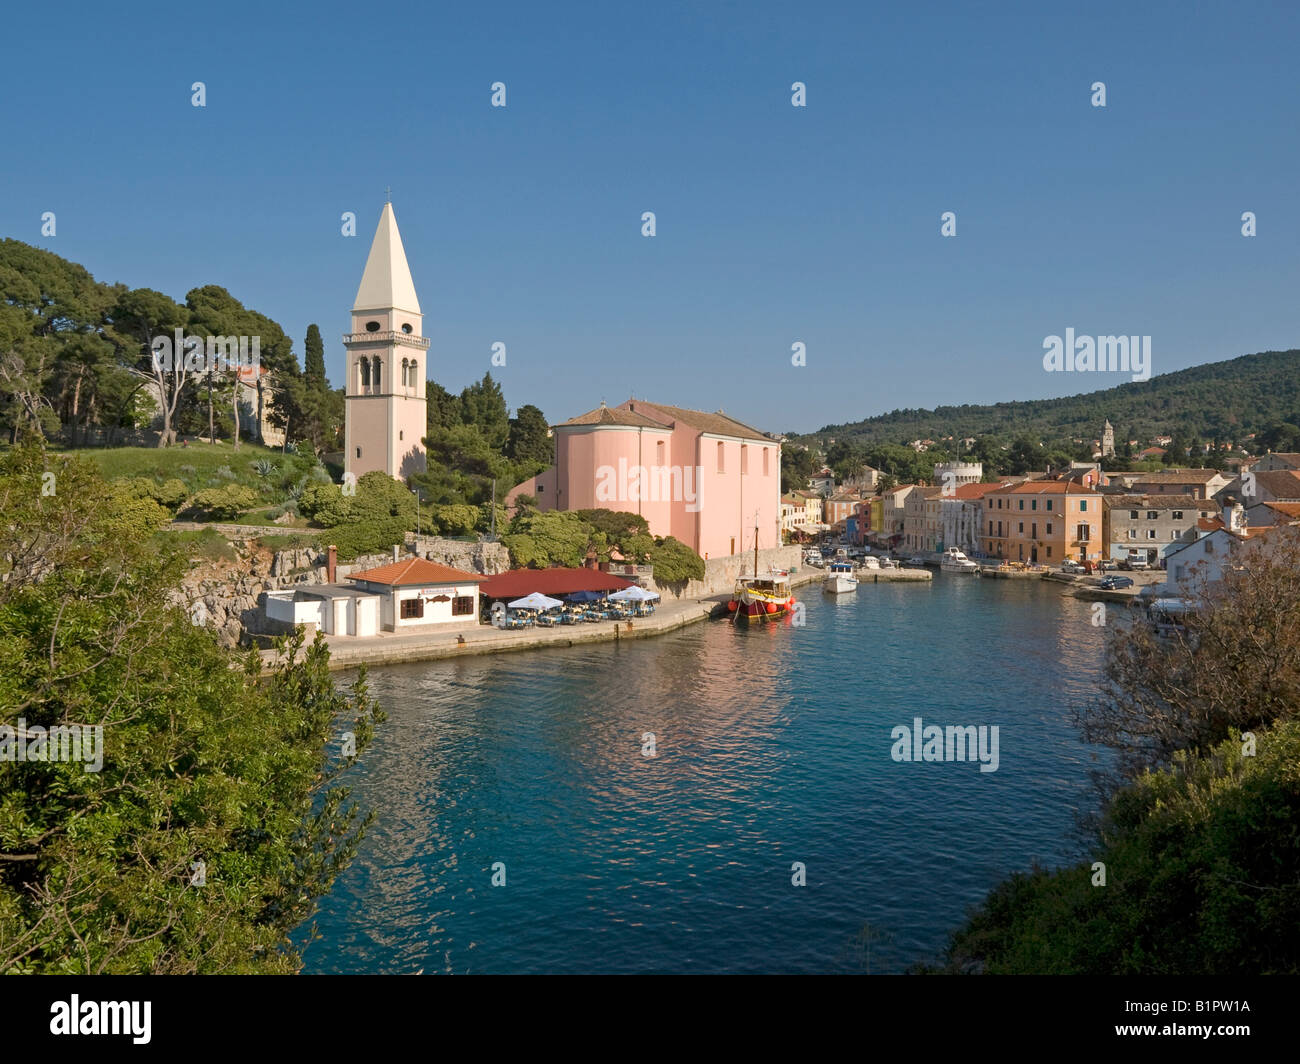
359, 358, 370, 389
401, 358, 410, 390
371, 356, 381, 391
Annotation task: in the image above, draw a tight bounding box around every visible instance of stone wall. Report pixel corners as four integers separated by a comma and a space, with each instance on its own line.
406, 535, 512, 575
650, 545, 802, 600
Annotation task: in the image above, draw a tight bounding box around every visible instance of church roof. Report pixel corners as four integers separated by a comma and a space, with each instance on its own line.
618, 399, 771, 442
557, 404, 667, 429
354, 203, 421, 315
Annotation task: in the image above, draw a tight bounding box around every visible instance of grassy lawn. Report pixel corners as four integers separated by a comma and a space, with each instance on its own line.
68, 441, 300, 487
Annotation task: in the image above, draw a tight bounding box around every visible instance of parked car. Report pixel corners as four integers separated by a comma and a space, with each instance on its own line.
1120, 556, 1149, 571
1097, 558, 1118, 571
1061, 560, 1086, 574
1099, 575, 1135, 590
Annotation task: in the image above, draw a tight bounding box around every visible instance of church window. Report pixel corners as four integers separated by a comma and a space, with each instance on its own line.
401, 323, 413, 334
399, 431, 404, 440
359, 359, 370, 387
365, 321, 381, 332
356, 447, 362, 458
372, 357, 381, 389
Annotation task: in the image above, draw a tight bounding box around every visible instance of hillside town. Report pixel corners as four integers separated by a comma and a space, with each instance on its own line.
781, 439, 1300, 597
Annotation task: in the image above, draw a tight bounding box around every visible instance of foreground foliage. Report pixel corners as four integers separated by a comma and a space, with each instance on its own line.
0, 442, 383, 973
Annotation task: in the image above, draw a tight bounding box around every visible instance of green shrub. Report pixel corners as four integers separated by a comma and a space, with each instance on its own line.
327, 519, 408, 561
648, 536, 705, 583
189, 484, 258, 520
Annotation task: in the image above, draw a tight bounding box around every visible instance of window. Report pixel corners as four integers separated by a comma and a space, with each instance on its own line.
1172, 511, 1184, 520
1076, 523, 1090, 541
1147, 529, 1157, 539
453, 596, 475, 616
741, 445, 749, 474
657, 440, 666, 466
1046, 522, 1053, 535
717, 441, 725, 473
1018, 522, 1024, 533
359, 359, 370, 387
537, 484, 544, 493
1147, 511, 1158, 520
356, 447, 362, 458
763, 448, 770, 475
399, 431, 404, 440
365, 321, 380, 332
401, 323, 413, 334
1046, 546, 1052, 558
400, 597, 424, 619
1031, 499, 1037, 510
1079, 500, 1088, 511
1018, 499, 1025, 510
1130, 510, 1139, 519
372, 357, 381, 390
1046, 499, 1054, 511
1205, 540, 1215, 554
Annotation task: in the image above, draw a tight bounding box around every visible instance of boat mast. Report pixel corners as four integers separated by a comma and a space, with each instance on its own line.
753, 510, 760, 579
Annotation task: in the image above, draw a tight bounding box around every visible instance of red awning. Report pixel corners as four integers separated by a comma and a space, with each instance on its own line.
478, 567, 636, 600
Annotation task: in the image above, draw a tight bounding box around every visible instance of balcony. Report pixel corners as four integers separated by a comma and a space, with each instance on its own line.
343, 330, 430, 350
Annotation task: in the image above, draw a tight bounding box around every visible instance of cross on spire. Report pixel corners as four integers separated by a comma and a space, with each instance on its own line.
385, 186, 392, 203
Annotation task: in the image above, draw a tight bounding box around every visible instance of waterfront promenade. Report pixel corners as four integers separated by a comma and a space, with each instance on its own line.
266, 568, 829, 671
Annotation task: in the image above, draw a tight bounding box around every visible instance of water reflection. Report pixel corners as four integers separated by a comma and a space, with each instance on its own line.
300, 575, 1109, 973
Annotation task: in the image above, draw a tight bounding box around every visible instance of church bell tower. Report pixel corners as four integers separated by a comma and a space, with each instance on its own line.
344, 203, 428, 481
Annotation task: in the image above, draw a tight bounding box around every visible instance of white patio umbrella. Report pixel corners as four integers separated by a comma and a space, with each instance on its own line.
507, 592, 565, 611
609, 586, 660, 602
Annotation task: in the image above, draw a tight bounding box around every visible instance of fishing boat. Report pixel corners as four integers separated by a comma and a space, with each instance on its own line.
728, 516, 797, 623
940, 547, 979, 574
823, 560, 858, 594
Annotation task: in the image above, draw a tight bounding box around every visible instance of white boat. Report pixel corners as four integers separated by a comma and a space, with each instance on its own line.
859, 555, 881, 570
823, 561, 858, 594
940, 547, 980, 574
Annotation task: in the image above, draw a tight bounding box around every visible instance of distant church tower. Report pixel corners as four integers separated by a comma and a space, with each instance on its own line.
1101, 419, 1115, 457
344, 203, 428, 481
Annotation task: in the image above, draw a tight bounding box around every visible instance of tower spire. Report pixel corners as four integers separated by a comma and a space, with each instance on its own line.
353, 203, 420, 314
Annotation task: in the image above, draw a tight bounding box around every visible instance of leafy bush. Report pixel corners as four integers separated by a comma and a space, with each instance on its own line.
214, 465, 235, 480
939, 722, 1300, 974
501, 511, 597, 569
433, 504, 480, 537
188, 484, 258, 520
648, 535, 705, 583
326, 518, 408, 561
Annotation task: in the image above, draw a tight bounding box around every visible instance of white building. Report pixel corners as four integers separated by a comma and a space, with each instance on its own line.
346, 557, 484, 631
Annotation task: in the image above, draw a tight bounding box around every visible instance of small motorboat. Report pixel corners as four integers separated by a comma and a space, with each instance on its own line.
823, 560, 858, 594
940, 547, 980, 574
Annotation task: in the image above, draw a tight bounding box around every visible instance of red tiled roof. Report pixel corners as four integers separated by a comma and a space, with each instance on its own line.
1129, 469, 1223, 483
617, 399, 771, 442
557, 404, 666, 429
988, 480, 1098, 495
953, 481, 1011, 499
348, 558, 486, 587
478, 567, 635, 599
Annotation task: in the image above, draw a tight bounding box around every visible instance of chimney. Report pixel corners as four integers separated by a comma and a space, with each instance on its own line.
393, 543, 400, 562
1225, 496, 1246, 534
327, 544, 337, 583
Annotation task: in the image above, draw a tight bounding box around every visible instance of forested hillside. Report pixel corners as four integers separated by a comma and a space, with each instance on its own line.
798, 348, 1300, 449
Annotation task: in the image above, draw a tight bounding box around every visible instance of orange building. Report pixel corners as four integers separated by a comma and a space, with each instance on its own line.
981, 479, 1103, 564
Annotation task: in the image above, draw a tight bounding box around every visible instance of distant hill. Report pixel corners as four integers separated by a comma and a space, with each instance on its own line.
795, 348, 1300, 448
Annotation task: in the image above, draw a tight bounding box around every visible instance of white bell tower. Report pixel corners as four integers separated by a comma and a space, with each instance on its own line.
344, 202, 428, 480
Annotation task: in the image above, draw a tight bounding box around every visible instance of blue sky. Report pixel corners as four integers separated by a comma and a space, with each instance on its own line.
3, 0, 1298, 435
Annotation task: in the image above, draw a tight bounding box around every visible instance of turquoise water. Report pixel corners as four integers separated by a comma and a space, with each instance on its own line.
298, 574, 1109, 973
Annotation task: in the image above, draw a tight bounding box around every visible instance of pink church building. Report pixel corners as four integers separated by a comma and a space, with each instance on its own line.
508, 399, 782, 560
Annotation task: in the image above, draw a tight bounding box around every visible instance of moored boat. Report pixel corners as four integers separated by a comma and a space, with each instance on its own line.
728, 516, 798, 623
940, 547, 979, 573
823, 560, 858, 594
